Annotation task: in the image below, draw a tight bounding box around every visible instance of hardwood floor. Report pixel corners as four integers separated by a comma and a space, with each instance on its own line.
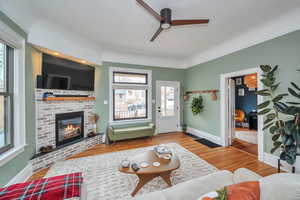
28, 132, 277, 181
231, 138, 258, 156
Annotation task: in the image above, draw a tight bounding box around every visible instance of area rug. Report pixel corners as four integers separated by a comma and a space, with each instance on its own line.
45, 143, 218, 200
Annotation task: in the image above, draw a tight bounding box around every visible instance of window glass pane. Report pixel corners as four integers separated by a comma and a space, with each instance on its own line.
114, 89, 147, 120
161, 86, 175, 117
113, 72, 147, 84
0, 96, 7, 148
0, 43, 6, 92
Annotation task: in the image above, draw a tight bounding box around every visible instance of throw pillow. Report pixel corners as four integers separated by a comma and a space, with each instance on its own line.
199, 181, 260, 200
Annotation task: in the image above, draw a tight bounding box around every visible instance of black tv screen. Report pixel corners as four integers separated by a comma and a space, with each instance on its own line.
40, 54, 95, 91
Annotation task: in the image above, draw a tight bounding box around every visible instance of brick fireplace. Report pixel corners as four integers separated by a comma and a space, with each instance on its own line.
31, 89, 103, 171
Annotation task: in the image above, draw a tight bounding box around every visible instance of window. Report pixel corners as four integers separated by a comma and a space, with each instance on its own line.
113, 89, 147, 120
113, 72, 147, 84
110, 68, 152, 122
160, 86, 175, 117
0, 42, 14, 154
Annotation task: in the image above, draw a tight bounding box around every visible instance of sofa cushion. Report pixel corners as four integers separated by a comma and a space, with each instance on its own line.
233, 168, 262, 183
162, 170, 234, 200
259, 173, 300, 200
114, 125, 153, 133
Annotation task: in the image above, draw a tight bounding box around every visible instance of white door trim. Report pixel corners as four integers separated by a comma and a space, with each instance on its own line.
220, 67, 264, 162
155, 80, 181, 134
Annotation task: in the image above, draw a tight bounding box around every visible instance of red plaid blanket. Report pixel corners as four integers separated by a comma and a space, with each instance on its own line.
0, 172, 83, 200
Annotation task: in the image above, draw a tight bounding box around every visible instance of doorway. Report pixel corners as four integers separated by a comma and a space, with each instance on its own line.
230, 74, 258, 156
156, 81, 180, 134
220, 68, 264, 161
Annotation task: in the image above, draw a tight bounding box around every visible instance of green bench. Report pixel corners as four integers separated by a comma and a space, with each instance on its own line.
108, 123, 155, 142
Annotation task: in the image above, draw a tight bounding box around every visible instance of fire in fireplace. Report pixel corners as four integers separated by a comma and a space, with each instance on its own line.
55, 111, 84, 147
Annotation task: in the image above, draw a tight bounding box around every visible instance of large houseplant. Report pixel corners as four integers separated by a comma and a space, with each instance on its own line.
257, 65, 300, 165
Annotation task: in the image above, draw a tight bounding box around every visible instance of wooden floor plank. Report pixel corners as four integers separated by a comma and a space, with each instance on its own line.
28, 132, 277, 181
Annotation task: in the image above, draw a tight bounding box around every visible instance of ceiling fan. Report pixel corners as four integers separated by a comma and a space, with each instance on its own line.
136, 0, 210, 42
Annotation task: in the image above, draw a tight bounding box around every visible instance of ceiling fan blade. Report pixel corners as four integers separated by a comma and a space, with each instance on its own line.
171, 19, 209, 26
136, 0, 163, 22
150, 27, 163, 42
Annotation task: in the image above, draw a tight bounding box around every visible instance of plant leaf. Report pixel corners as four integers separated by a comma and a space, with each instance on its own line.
256, 89, 271, 96
257, 101, 270, 109
271, 141, 282, 154
270, 126, 278, 134
291, 82, 300, 91
286, 102, 300, 105
271, 82, 280, 91
267, 113, 276, 120
260, 65, 272, 73
272, 94, 288, 102
272, 134, 280, 141
288, 88, 300, 98
270, 65, 278, 73
264, 118, 274, 125
261, 78, 273, 87
274, 102, 288, 113
263, 123, 273, 130
258, 108, 271, 115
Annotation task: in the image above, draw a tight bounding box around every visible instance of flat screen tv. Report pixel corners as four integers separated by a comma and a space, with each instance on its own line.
39, 54, 95, 91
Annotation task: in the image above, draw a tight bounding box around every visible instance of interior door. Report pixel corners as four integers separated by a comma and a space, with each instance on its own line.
156, 81, 180, 134
228, 79, 236, 145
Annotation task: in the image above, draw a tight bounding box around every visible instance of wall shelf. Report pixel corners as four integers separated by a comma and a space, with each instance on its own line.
184, 89, 219, 101
186, 89, 219, 95
43, 97, 95, 101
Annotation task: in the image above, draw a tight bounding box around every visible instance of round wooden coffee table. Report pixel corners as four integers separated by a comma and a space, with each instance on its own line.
119, 150, 180, 196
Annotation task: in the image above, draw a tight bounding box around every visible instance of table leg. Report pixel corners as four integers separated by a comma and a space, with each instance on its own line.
159, 171, 172, 187
131, 174, 157, 197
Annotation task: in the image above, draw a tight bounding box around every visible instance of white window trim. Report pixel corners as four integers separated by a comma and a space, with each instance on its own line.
109, 67, 152, 124
0, 20, 27, 167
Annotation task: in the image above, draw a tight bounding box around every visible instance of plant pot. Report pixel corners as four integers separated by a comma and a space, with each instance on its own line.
183, 95, 189, 101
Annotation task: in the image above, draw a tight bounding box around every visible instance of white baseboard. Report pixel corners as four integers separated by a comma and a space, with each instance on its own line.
264, 153, 300, 173
263, 153, 289, 172
5, 163, 32, 186
187, 127, 221, 145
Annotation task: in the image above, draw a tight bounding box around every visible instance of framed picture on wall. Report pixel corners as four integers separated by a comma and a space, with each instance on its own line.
236, 78, 242, 85
238, 88, 245, 96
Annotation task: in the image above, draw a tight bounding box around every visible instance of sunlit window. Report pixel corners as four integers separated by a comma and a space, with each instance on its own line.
160, 86, 175, 116
113, 89, 147, 120
110, 68, 151, 122
113, 72, 147, 84
0, 42, 14, 154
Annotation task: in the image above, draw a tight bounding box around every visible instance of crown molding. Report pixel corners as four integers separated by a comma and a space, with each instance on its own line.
25, 7, 300, 69
102, 50, 187, 69
186, 7, 300, 68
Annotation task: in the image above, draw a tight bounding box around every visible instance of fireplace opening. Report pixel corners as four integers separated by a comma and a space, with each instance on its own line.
55, 111, 84, 147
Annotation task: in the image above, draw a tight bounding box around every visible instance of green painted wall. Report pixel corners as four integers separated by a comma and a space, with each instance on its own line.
1, 7, 300, 186
0, 11, 35, 186
184, 29, 300, 153
95, 62, 185, 133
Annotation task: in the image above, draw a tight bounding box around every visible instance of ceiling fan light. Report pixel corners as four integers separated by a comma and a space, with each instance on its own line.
161, 23, 171, 29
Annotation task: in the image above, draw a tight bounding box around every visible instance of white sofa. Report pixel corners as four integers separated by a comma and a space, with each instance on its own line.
133, 168, 300, 200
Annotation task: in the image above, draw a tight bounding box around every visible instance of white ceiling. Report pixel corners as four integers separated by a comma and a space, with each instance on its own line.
1, 0, 300, 68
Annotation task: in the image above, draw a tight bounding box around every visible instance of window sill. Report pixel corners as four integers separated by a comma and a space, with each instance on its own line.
0, 145, 26, 167
110, 118, 152, 125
